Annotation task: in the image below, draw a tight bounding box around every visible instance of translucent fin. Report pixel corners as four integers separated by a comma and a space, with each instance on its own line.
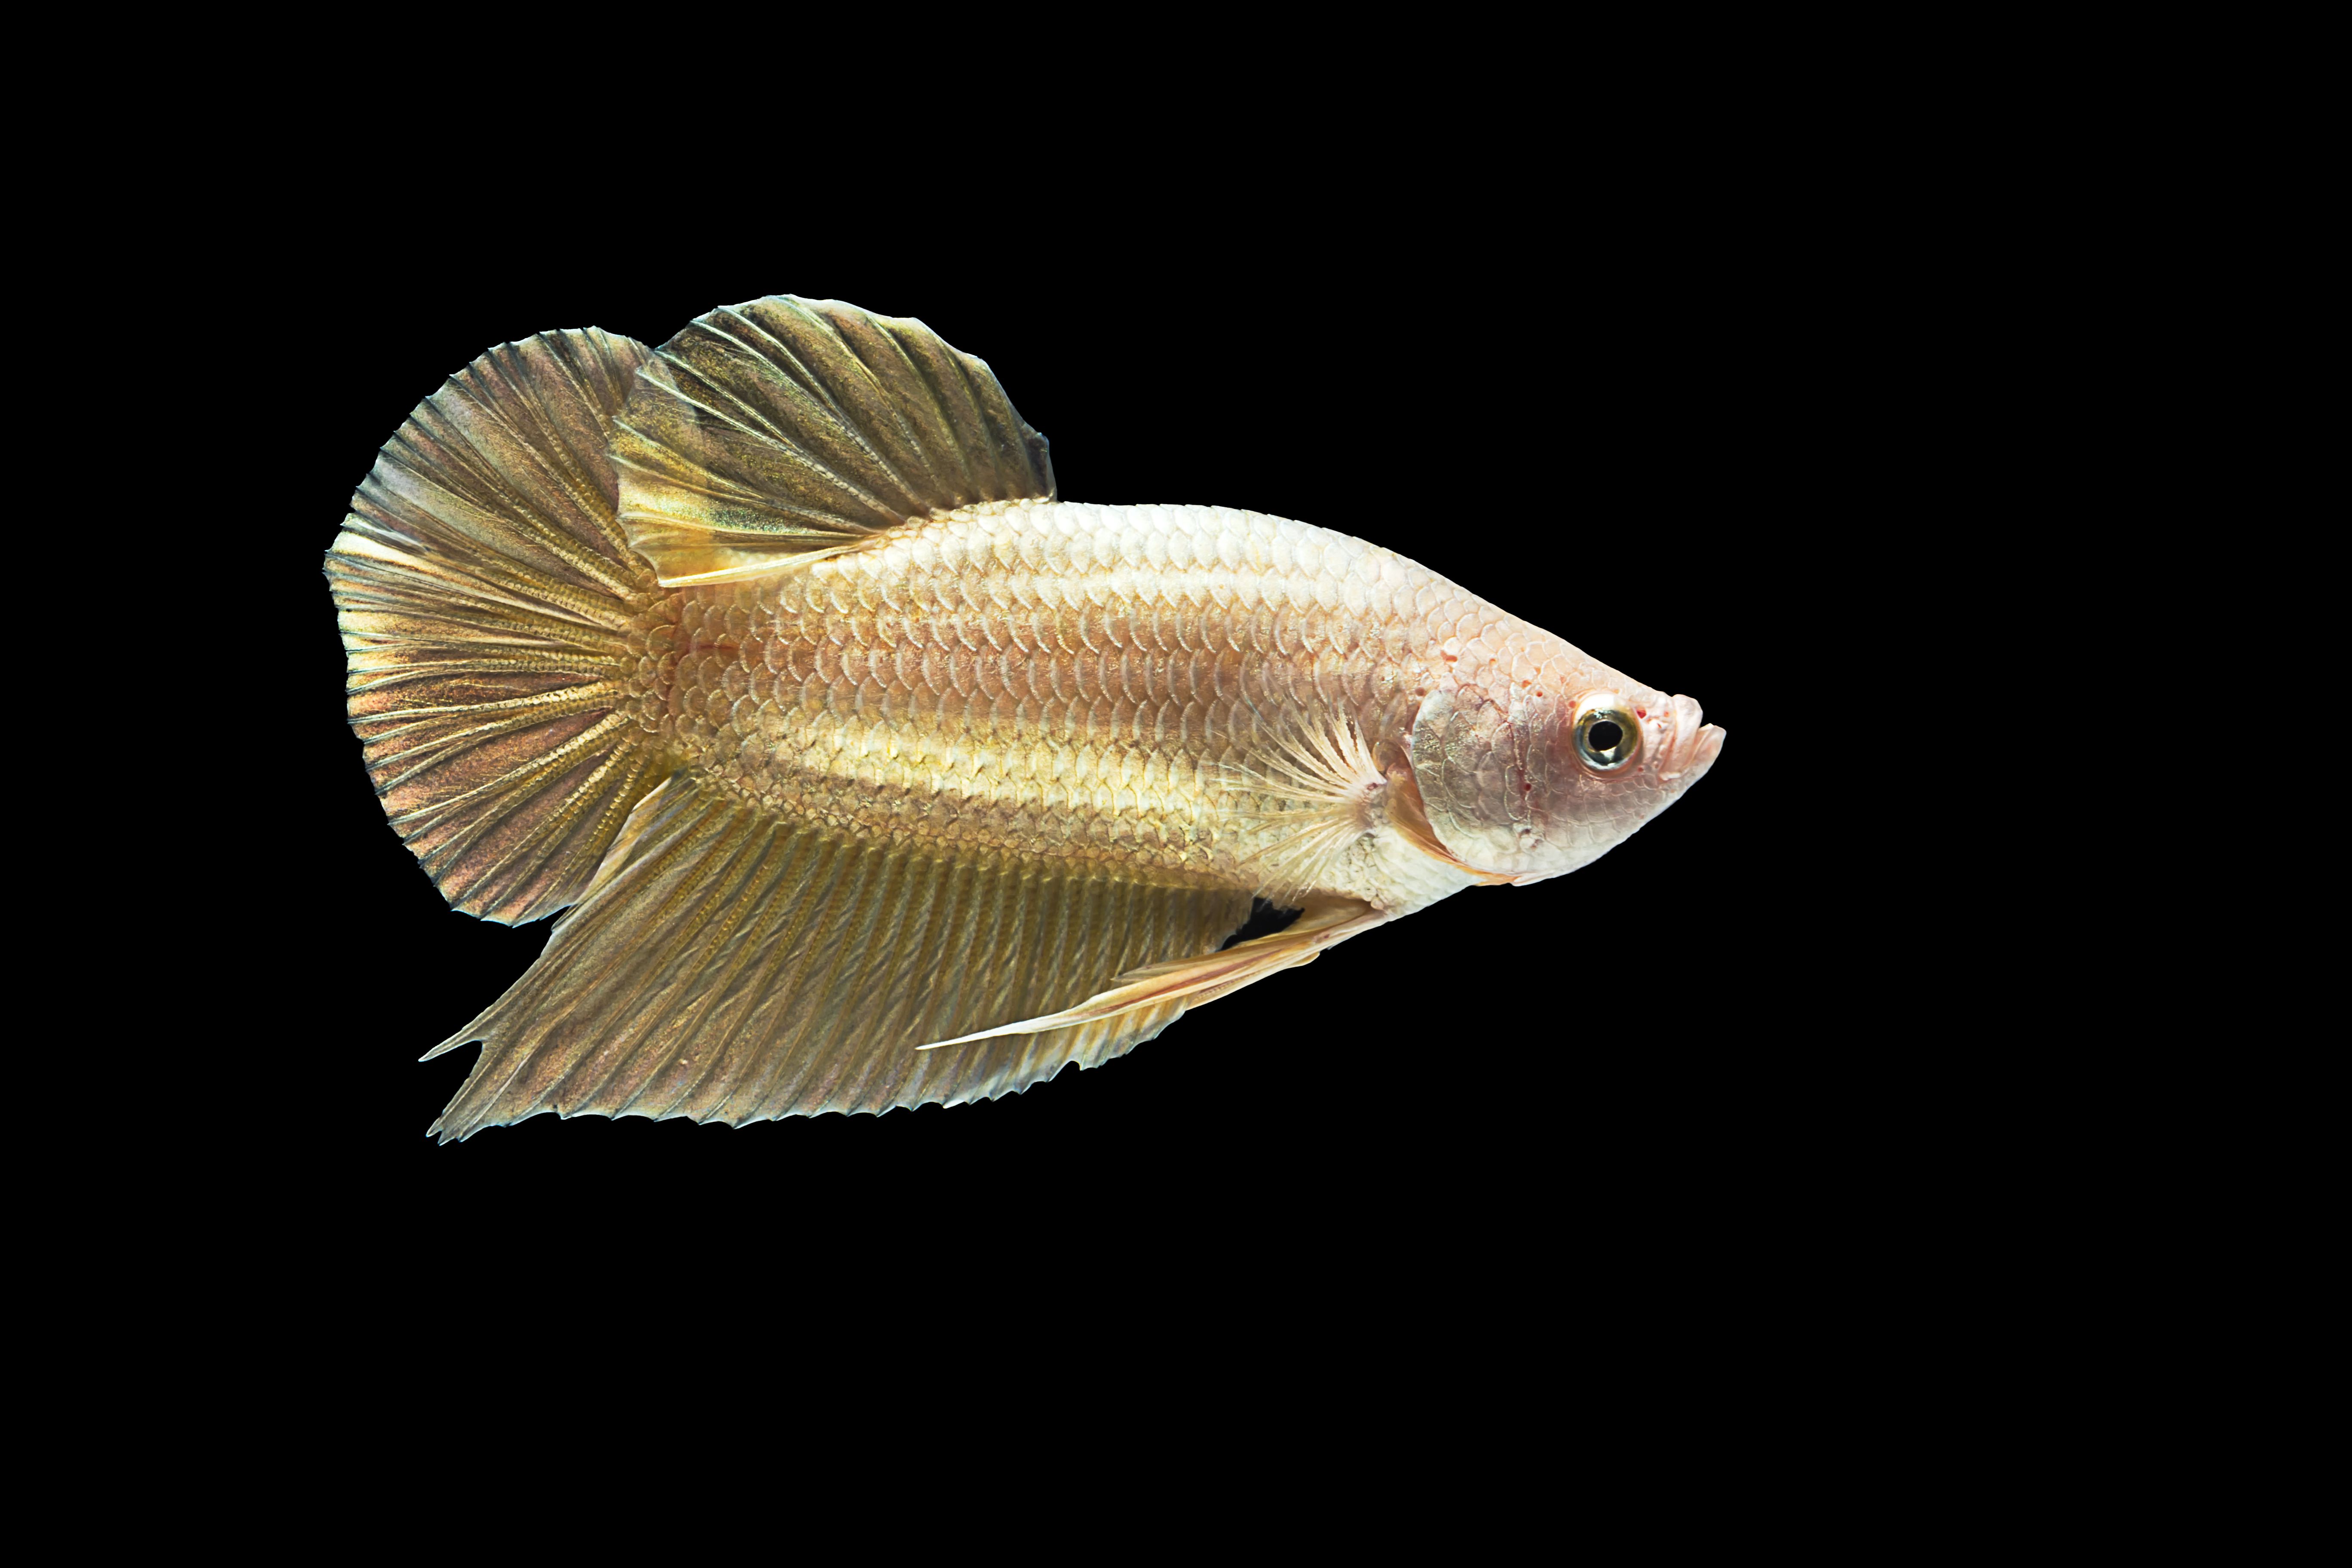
1222, 705, 1510, 894
324, 328, 675, 924
1216, 711, 1390, 906
424, 775, 1253, 1140
609, 296, 1056, 586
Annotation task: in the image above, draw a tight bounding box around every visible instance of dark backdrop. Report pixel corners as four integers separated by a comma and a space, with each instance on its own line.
251, 173, 1862, 1276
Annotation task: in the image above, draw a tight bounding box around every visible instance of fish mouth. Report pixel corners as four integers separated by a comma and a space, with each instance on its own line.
1657, 695, 1725, 784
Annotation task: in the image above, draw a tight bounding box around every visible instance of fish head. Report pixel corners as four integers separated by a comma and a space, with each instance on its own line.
1406, 679, 1725, 886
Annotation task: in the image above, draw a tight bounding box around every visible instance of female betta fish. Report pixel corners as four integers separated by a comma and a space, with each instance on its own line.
326, 296, 1725, 1140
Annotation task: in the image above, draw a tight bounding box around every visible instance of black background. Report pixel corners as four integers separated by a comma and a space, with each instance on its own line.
124, 38, 2251, 1520
249, 156, 1883, 1277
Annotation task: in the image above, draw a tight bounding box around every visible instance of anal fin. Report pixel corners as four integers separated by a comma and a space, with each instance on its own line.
425, 775, 1257, 1140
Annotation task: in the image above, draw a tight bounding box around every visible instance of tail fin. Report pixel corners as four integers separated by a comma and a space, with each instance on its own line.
324, 328, 675, 923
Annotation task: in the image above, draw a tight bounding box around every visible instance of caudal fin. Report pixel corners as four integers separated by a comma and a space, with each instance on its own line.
323, 328, 674, 923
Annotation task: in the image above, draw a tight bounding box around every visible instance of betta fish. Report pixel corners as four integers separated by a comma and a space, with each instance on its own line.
325, 297, 1725, 1140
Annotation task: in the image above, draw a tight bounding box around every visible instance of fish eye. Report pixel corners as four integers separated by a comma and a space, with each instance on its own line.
1573, 702, 1641, 773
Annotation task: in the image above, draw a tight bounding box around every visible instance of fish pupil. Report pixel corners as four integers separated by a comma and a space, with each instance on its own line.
1589, 720, 1623, 752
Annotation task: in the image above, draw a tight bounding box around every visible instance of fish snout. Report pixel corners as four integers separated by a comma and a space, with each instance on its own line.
1657, 695, 1724, 784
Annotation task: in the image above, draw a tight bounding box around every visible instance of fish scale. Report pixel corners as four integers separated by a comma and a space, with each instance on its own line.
325, 296, 1723, 1139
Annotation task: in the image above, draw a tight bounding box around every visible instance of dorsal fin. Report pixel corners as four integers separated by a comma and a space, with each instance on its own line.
609, 296, 1056, 585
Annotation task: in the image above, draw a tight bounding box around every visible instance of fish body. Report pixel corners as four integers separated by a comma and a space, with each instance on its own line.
641, 498, 1626, 916
327, 299, 1723, 1139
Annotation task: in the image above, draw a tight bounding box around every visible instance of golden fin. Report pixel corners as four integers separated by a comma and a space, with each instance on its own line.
324, 328, 674, 924
608, 296, 1056, 586
424, 776, 1252, 1140
919, 899, 1383, 1050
